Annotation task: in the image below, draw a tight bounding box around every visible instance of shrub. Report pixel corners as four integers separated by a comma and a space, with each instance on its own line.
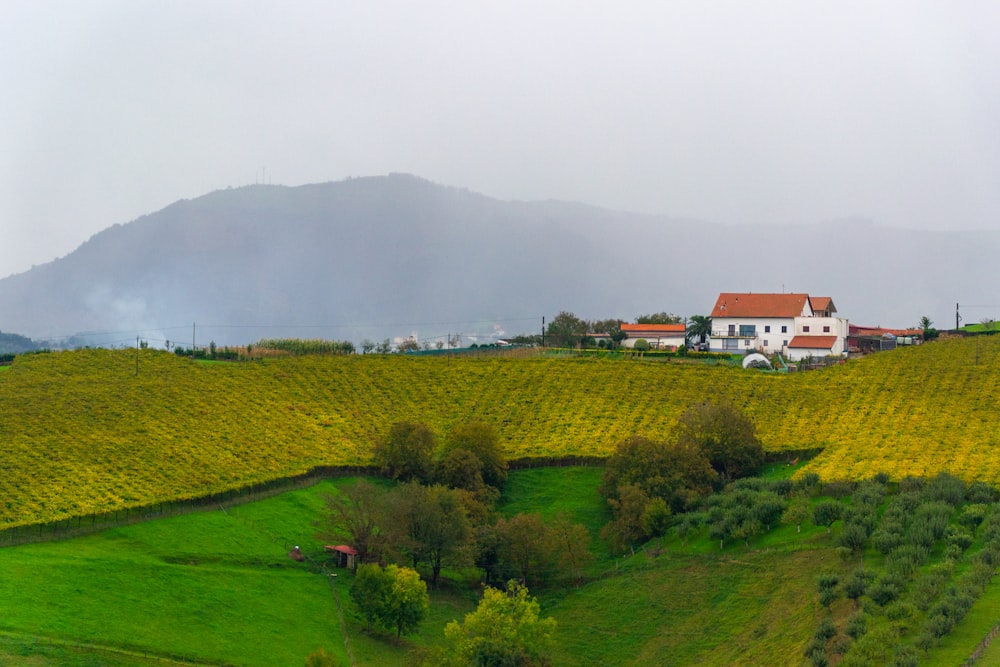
946, 525, 974, 552
967, 481, 998, 504
844, 569, 873, 604
920, 473, 966, 507
845, 612, 868, 639
814, 617, 837, 641
869, 575, 903, 606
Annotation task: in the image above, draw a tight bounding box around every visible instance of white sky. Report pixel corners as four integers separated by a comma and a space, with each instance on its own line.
3, 1, 1000, 278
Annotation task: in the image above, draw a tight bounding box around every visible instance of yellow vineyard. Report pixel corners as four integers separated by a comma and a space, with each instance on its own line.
0, 337, 999, 527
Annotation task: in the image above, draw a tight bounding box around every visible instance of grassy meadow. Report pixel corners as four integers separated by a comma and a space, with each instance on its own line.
0, 467, 997, 666
2, 336, 1000, 529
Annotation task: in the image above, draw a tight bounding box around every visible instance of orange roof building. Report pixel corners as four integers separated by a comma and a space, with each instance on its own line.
620, 323, 687, 350
708, 292, 848, 360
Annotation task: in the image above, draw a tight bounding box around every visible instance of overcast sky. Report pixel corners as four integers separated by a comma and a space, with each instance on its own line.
2, 1, 999, 278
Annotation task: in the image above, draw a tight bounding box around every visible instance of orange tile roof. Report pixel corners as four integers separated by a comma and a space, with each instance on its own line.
620, 323, 686, 334
711, 293, 811, 318
787, 335, 838, 349
811, 297, 836, 313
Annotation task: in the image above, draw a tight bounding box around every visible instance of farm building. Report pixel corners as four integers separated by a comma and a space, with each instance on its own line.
620, 323, 687, 350
709, 292, 849, 359
848, 325, 923, 355
325, 545, 358, 569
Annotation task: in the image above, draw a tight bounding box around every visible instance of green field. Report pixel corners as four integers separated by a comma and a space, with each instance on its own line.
0, 468, 998, 666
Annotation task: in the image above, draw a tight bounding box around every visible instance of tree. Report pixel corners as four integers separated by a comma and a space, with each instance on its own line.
443, 581, 556, 667
373, 422, 435, 483
397, 338, 420, 353
436, 447, 491, 500
686, 315, 712, 348
589, 318, 627, 348
601, 483, 653, 554
549, 513, 594, 585
600, 435, 716, 513
320, 480, 385, 566
350, 564, 429, 639
384, 483, 473, 587
674, 401, 764, 484
441, 421, 507, 491
361, 339, 376, 355
783, 495, 812, 533
636, 312, 682, 324
545, 311, 588, 348
385, 565, 429, 638
919, 315, 937, 340
350, 563, 394, 632
494, 513, 558, 586
813, 500, 843, 534
633, 338, 650, 352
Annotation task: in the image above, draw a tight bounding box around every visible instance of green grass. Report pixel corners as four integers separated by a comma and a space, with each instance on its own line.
500, 466, 608, 531
4, 468, 1000, 666
545, 548, 846, 666
0, 480, 346, 666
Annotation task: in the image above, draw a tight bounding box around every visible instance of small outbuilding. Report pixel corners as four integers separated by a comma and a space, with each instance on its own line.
325, 545, 358, 569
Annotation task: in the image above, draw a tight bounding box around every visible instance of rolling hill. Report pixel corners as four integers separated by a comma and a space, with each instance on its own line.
0, 335, 998, 529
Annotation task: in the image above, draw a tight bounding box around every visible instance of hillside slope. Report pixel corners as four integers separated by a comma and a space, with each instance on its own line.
1, 336, 999, 527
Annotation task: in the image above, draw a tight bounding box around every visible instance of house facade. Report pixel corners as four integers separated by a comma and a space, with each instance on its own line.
709, 293, 849, 361
620, 323, 687, 350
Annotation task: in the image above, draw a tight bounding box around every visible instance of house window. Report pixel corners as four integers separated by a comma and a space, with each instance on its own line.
728, 324, 736, 336
763, 339, 769, 347
744, 339, 751, 347
781, 325, 787, 333
723, 338, 738, 350
803, 325, 811, 333
764, 325, 771, 333
739, 324, 756, 336
784, 339, 789, 346
823, 325, 830, 333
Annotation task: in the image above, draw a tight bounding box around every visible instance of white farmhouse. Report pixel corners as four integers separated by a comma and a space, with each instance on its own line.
708, 293, 848, 361
620, 323, 687, 350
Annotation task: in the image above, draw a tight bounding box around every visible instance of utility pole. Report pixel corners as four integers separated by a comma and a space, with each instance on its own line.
192, 322, 196, 355
541, 316, 545, 347
956, 303, 960, 332
136, 336, 140, 376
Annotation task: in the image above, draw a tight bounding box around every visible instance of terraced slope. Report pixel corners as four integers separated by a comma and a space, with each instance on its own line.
1, 336, 998, 527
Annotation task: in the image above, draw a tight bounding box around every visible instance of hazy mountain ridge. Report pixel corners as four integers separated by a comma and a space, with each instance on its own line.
0, 174, 993, 346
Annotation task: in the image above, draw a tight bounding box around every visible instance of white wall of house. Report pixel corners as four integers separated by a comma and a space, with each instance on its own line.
710, 317, 797, 354
710, 316, 849, 357
786, 345, 837, 362
622, 333, 687, 349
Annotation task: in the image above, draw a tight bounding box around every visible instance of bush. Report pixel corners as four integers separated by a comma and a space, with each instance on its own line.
845, 612, 868, 640
920, 473, 966, 507
845, 569, 874, 603
967, 481, 998, 504
869, 574, 903, 606
814, 617, 837, 641
674, 401, 765, 484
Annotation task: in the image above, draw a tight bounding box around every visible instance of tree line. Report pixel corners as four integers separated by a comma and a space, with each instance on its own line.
532, 310, 712, 350
318, 420, 583, 664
